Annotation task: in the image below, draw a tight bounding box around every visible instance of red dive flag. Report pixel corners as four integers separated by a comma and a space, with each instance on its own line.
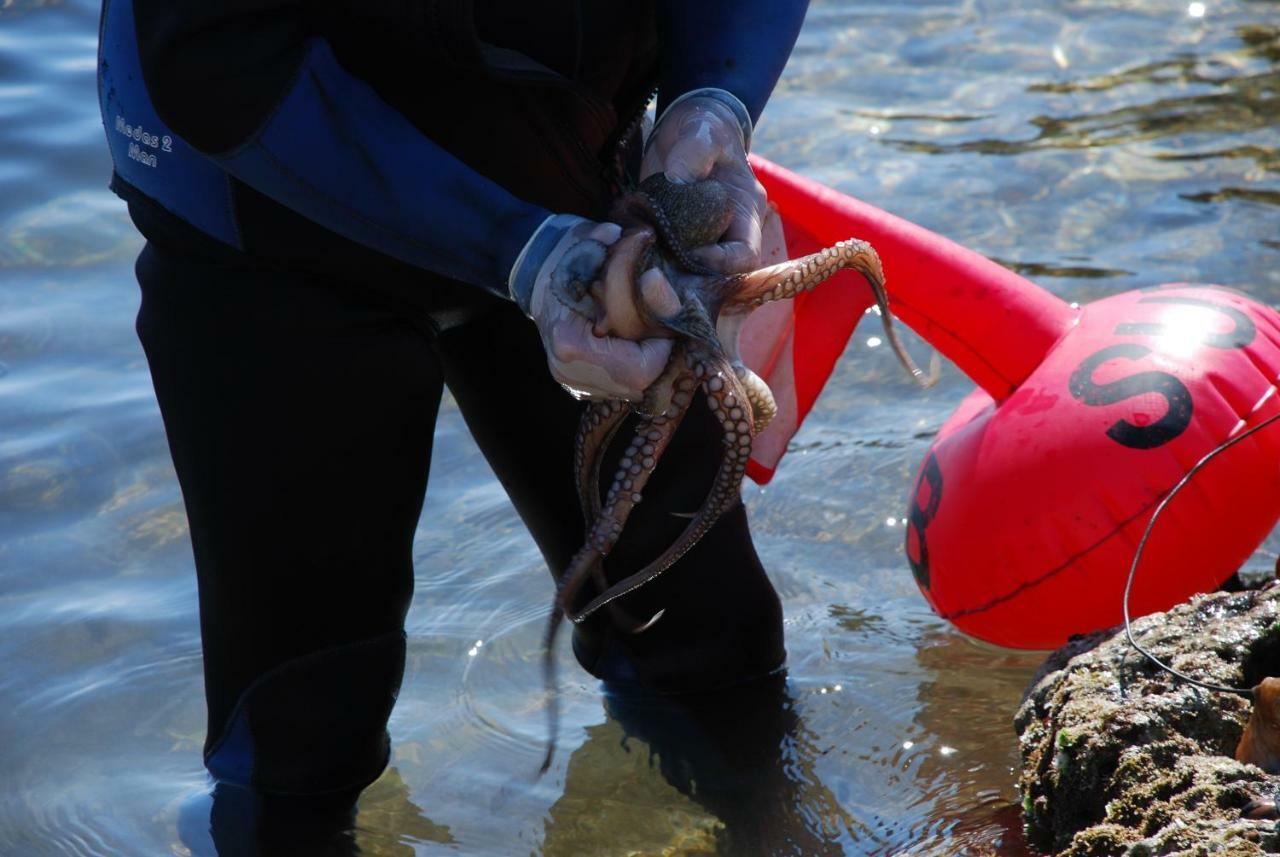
742, 155, 878, 484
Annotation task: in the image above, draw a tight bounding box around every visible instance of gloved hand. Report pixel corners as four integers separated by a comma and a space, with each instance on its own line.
640, 89, 767, 275
509, 215, 674, 402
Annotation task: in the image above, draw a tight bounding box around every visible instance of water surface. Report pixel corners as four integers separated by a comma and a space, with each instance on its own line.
1, 0, 1277, 854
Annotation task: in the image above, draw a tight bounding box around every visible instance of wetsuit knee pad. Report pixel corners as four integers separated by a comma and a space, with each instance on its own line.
204, 631, 406, 796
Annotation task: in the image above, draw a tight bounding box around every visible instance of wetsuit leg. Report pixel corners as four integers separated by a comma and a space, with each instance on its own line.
435, 303, 785, 694
134, 240, 443, 797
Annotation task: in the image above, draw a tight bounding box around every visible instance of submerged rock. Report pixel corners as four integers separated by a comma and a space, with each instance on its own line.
1015, 583, 1280, 856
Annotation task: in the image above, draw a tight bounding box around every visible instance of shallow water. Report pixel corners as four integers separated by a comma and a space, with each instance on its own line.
1, 0, 1277, 854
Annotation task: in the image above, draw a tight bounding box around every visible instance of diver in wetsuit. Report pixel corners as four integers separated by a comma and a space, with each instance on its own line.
98, 0, 810, 841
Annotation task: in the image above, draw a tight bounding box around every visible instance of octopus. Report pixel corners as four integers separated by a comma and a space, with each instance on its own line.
539, 174, 929, 771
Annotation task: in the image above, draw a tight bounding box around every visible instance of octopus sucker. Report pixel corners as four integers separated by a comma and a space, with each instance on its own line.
574, 399, 628, 524
539, 173, 928, 770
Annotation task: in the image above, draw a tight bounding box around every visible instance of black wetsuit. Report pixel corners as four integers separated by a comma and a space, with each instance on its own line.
101, 0, 808, 798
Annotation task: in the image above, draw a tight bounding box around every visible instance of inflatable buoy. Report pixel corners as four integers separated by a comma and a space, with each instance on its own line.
751, 156, 1280, 650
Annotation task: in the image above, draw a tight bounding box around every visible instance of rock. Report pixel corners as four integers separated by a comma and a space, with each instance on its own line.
1015, 582, 1280, 856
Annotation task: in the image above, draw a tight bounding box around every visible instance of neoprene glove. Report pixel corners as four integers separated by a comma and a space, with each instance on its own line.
509, 215, 674, 402
640, 89, 767, 275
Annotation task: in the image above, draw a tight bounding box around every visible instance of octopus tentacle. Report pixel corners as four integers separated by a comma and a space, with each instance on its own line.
573, 344, 698, 527
567, 345, 755, 625
572, 401, 633, 627
864, 274, 938, 389
733, 360, 777, 435
540, 372, 695, 771
574, 399, 629, 526
723, 237, 884, 307
722, 238, 933, 387
711, 308, 777, 435
589, 227, 662, 341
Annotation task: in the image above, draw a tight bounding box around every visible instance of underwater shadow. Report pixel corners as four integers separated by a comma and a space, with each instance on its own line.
542, 673, 875, 856
178, 765, 452, 857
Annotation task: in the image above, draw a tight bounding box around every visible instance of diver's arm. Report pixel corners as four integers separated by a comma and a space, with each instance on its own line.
133, 0, 547, 295
134, 0, 673, 399
655, 0, 810, 122
639, 0, 808, 275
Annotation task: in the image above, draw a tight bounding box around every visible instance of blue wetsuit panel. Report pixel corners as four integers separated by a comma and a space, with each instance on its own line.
215, 39, 548, 292
98, 1, 805, 292
98, 0, 241, 248
659, 0, 809, 122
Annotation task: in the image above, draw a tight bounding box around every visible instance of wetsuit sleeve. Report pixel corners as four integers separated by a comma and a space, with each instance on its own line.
655, 0, 810, 123
133, 0, 548, 294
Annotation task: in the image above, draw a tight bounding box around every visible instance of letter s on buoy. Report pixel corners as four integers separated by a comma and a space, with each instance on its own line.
1067, 343, 1193, 450
1114, 295, 1257, 350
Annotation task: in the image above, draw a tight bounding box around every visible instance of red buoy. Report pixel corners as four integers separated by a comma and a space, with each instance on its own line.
752, 156, 1280, 650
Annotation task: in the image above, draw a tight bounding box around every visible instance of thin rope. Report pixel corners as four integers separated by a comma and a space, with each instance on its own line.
1122, 409, 1280, 698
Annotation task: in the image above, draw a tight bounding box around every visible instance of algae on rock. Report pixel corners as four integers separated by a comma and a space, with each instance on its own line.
1016, 584, 1280, 856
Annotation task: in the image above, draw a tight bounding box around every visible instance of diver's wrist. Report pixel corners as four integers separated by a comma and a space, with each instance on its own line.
655, 87, 753, 152
507, 214, 587, 315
